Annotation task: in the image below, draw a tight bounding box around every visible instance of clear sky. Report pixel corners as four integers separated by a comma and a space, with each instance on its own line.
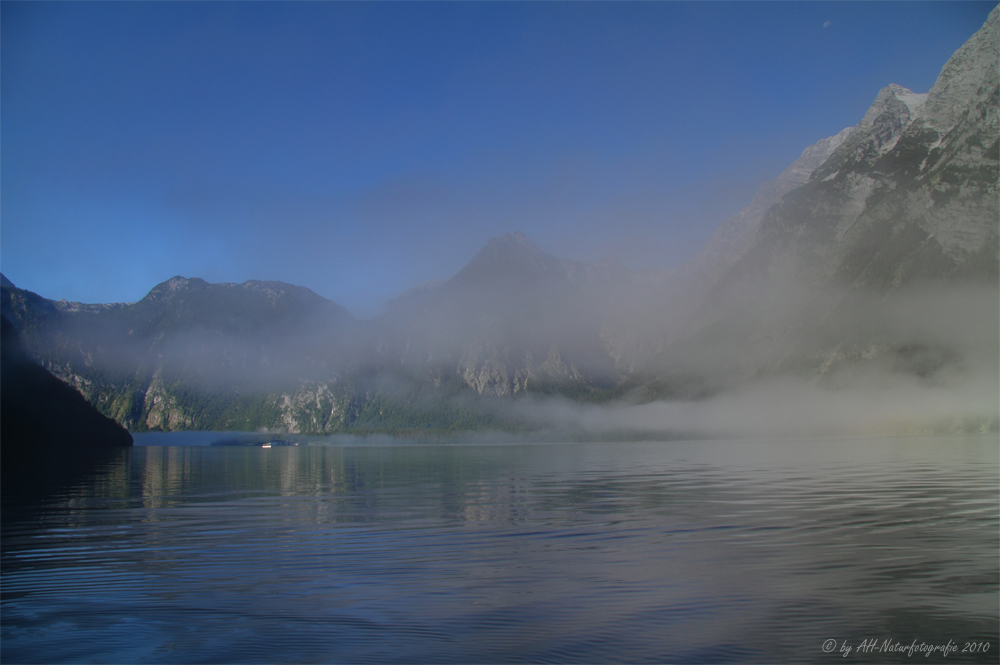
2, 2, 995, 317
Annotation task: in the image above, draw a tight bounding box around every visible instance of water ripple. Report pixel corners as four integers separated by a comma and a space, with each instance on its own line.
2, 435, 997, 663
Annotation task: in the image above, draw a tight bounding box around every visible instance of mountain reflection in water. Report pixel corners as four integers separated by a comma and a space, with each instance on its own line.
2, 436, 997, 664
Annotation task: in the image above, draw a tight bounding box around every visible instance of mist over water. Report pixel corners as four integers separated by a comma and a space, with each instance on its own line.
16, 271, 995, 438
516, 281, 1000, 438
371, 278, 1000, 440
2, 7, 997, 665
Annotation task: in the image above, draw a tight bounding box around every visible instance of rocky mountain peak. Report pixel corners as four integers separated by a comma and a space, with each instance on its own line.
890, 85, 928, 117
132, 275, 354, 335
813, 84, 925, 178
862, 84, 926, 121
142, 276, 205, 302
451, 231, 566, 286
142, 276, 340, 308
862, 84, 923, 147
496, 230, 534, 247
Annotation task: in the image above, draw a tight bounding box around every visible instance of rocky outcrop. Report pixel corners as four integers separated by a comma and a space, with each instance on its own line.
142, 373, 193, 431
276, 382, 348, 434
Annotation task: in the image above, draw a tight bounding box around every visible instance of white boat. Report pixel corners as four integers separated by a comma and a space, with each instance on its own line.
261, 442, 271, 449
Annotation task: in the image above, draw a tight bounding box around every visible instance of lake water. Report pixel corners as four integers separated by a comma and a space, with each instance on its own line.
2, 435, 997, 663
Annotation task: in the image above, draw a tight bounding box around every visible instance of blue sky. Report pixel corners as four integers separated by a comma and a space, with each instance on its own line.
2, 2, 995, 316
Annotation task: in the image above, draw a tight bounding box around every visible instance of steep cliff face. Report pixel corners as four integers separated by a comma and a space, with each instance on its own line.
275, 382, 351, 434
646, 7, 999, 390
142, 373, 194, 431
729, 7, 998, 292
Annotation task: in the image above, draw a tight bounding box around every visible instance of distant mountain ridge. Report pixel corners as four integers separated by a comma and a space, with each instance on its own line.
2, 273, 359, 431
2, 7, 997, 436
372, 231, 618, 399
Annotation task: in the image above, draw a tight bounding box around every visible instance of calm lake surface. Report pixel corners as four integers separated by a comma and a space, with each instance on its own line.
2, 435, 997, 663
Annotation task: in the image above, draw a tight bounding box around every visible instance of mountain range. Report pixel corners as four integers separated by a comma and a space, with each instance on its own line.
3, 7, 997, 437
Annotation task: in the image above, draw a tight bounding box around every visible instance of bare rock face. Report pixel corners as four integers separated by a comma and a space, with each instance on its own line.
460, 347, 513, 397
277, 382, 344, 434
722, 7, 998, 295
822, 84, 926, 172
673, 8, 997, 306
142, 373, 192, 431
597, 81, 932, 376
727, 83, 933, 288
647, 7, 999, 388
917, 8, 999, 137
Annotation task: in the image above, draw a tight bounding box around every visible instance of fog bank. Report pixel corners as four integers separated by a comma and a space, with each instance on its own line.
516, 370, 998, 439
